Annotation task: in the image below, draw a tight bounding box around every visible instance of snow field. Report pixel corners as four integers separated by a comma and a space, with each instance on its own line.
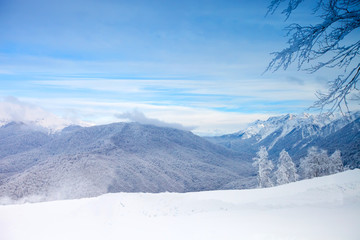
1, 169, 360, 240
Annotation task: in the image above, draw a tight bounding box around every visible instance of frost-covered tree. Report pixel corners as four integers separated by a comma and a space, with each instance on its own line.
329, 150, 344, 174
267, 0, 360, 112
275, 149, 298, 185
300, 147, 329, 179
252, 146, 274, 188
300, 147, 344, 179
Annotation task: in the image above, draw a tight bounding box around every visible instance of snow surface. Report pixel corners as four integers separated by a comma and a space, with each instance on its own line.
1, 169, 360, 240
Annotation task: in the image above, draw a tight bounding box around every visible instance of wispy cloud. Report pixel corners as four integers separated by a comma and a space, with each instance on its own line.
0, 96, 75, 130
0, 69, 13, 74
115, 109, 196, 131
0, 53, 255, 80
16, 97, 272, 135
32, 76, 325, 107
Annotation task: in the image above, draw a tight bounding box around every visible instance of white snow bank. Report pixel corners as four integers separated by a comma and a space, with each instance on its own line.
1, 169, 360, 240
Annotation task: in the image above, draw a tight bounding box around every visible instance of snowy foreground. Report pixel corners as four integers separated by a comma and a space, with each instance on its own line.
1, 170, 360, 240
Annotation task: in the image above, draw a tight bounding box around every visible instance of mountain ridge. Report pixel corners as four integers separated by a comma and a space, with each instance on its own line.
0, 121, 255, 201
207, 112, 360, 168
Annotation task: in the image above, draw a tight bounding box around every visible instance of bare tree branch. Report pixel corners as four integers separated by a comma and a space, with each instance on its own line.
266, 0, 360, 113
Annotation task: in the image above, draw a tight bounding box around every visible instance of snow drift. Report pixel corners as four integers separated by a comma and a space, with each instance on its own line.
1, 169, 359, 240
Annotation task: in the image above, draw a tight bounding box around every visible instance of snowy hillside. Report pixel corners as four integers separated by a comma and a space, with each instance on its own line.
207, 112, 360, 168
0, 122, 254, 201
1, 169, 359, 240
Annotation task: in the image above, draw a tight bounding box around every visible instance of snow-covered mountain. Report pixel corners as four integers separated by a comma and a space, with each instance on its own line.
207, 112, 360, 168
1, 111, 358, 202
1, 169, 359, 240
0, 122, 255, 201
0, 108, 73, 134
0, 122, 52, 160
0, 97, 90, 133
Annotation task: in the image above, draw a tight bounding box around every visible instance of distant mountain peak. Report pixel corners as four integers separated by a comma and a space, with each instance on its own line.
207, 111, 360, 168
237, 112, 350, 142
0, 97, 89, 133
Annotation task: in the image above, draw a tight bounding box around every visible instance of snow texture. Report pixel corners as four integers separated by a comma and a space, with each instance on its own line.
0, 169, 359, 240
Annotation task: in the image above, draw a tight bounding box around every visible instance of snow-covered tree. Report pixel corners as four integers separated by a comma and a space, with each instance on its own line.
300, 147, 329, 179
329, 150, 344, 174
300, 147, 344, 179
266, 0, 360, 112
275, 149, 298, 185
252, 146, 274, 188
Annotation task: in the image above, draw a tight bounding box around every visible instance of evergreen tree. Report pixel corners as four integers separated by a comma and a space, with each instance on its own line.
252, 146, 274, 188
300, 147, 328, 179
300, 147, 343, 179
275, 149, 298, 185
329, 150, 344, 174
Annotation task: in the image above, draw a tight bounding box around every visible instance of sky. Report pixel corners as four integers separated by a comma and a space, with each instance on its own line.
0, 0, 351, 135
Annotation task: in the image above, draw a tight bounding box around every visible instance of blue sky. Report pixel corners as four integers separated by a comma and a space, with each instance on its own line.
0, 0, 342, 135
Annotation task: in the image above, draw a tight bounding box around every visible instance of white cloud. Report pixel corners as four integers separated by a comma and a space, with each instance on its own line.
30, 77, 325, 114
33, 79, 143, 93
115, 109, 196, 131
19, 97, 271, 135
33, 74, 327, 102
147, 108, 271, 136
0, 96, 84, 131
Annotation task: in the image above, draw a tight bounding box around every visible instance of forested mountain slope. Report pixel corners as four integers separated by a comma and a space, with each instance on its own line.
0, 122, 254, 201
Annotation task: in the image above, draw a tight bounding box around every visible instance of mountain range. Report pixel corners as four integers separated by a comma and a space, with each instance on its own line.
207, 112, 360, 168
0, 122, 254, 201
1, 111, 359, 202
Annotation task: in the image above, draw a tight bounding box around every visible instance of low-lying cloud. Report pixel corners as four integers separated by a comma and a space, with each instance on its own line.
0, 96, 72, 131
115, 109, 196, 131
